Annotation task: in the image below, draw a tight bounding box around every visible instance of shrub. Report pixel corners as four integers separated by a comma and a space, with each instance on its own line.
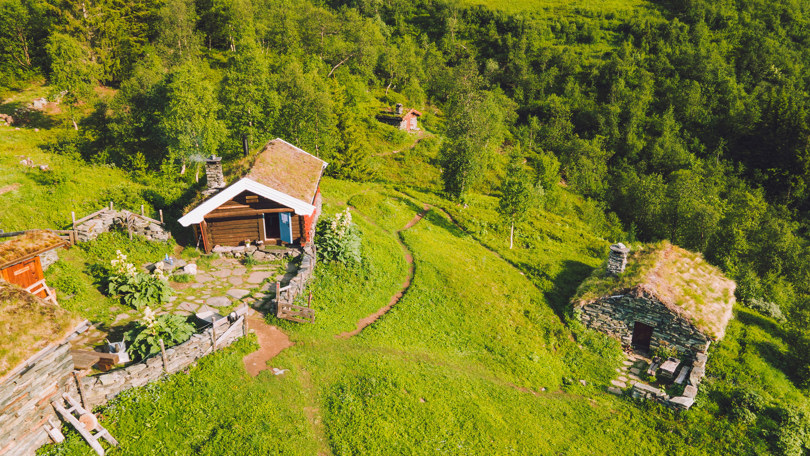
170, 273, 193, 283
316, 209, 362, 264
745, 298, 786, 322
108, 250, 172, 310
124, 307, 195, 360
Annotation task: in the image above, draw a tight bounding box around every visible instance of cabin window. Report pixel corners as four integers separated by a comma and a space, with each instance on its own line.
245, 195, 259, 203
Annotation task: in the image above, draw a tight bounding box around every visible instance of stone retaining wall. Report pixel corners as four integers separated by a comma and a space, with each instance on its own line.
579, 292, 711, 361
0, 322, 89, 456
630, 353, 707, 410
0, 317, 245, 455
276, 244, 316, 308
211, 244, 299, 262
74, 209, 170, 243
74, 316, 246, 409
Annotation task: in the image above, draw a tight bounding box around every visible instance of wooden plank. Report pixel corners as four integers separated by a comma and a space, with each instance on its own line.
200, 221, 211, 253
73, 208, 107, 226
52, 398, 105, 456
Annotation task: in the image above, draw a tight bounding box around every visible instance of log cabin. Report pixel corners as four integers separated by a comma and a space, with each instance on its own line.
178, 138, 328, 253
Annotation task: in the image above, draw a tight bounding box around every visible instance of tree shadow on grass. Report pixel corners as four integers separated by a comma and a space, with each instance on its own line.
544, 260, 595, 320
735, 310, 802, 386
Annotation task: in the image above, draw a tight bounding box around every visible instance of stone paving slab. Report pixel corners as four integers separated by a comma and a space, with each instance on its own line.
229, 276, 244, 286
207, 296, 231, 307
610, 379, 627, 388
212, 269, 232, 278
227, 289, 250, 299
195, 273, 215, 283
247, 271, 273, 284
607, 387, 624, 396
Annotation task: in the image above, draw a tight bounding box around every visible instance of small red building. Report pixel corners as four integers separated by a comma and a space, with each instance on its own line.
0, 230, 67, 303
398, 109, 422, 131
178, 139, 328, 253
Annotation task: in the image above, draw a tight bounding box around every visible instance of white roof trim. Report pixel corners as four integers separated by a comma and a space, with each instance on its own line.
177, 178, 316, 227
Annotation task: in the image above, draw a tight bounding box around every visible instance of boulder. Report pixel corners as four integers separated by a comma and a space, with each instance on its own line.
182, 263, 198, 275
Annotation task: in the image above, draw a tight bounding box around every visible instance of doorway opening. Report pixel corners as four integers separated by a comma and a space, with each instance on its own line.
632, 321, 654, 352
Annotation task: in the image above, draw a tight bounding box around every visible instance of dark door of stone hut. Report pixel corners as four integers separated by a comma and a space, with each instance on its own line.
632, 322, 654, 351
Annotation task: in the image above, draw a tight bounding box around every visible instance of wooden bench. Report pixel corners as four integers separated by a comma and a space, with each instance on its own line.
71, 350, 120, 372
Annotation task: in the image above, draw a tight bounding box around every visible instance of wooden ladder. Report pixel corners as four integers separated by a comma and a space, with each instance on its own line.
52, 393, 118, 455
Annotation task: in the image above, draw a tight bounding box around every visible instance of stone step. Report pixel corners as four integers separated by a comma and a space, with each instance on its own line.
610, 379, 627, 388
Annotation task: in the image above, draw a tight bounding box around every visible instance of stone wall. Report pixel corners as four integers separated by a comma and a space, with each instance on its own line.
75, 316, 246, 409
275, 244, 316, 308
38, 248, 60, 271
0, 322, 90, 456
74, 209, 170, 243
0, 316, 245, 455
578, 292, 711, 361
211, 244, 299, 262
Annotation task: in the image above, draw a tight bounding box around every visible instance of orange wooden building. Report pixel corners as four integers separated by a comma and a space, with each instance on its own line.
0, 230, 67, 303
178, 139, 328, 253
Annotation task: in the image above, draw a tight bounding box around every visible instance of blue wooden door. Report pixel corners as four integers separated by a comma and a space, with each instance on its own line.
279, 213, 293, 243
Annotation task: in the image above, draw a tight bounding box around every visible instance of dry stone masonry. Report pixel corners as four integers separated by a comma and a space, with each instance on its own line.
0, 322, 90, 456
74, 208, 170, 243
607, 243, 629, 275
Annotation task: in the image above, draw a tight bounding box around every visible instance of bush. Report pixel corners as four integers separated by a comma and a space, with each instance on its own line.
316, 209, 362, 264
108, 250, 172, 310
124, 307, 195, 360
745, 298, 786, 322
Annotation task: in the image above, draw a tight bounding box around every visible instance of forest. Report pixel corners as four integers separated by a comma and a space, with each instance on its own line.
1, 0, 810, 450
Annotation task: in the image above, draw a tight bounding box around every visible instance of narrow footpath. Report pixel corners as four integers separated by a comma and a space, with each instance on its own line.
336, 204, 430, 339
242, 312, 293, 377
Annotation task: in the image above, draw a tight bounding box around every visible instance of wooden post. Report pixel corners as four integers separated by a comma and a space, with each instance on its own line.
73, 372, 88, 410
71, 211, 76, 229
211, 324, 218, 351
140, 205, 144, 217
109, 201, 113, 210
308, 290, 312, 307
159, 209, 164, 224
159, 339, 167, 372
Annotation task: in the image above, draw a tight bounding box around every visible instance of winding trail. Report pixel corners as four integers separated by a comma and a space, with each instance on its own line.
242, 314, 293, 377
336, 204, 430, 339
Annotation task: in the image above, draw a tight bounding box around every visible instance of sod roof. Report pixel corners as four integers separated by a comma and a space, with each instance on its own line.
245, 139, 328, 204
573, 241, 736, 340
0, 230, 68, 269
0, 281, 82, 378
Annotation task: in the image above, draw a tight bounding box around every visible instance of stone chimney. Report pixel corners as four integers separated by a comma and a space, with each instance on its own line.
607, 243, 630, 276
395, 103, 404, 116
204, 156, 225, 195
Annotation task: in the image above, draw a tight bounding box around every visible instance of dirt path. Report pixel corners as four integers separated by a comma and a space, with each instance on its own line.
298, 367, 333, 456
336, 205, 430, 339
242, 314, 294, 377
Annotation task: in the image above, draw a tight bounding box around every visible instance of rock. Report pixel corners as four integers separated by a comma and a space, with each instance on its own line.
195, 273, 214, 283
232, 267, 247, 276
228, 276, 244, 286
252, 251, 267, 261
610, 379, 626, 388
579, 379, 587, 386
226, 289, 250, 299
206, 296, 231, 307
178, 302, 197, 312
607, 387, 624, 396
246, 245, 257, 254
668, 396, 695, 410
247, 271, 273, 284
173, 259, 188, 270
212, 269, 232, 278
183, 264, 198, 275
629, 368, 641, 375
683, 385, 698, 398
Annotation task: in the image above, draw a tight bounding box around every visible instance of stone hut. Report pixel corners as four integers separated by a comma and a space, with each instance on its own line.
573, 241, 736, 361
178, 138, 328, 253
0, 281, 87, 456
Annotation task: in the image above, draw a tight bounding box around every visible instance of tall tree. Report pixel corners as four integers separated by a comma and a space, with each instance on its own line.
440, 60, 513, 201
498, 150, 536, 249
46, 32, 98, 129
329, 81, 372, 180
159, 61, 226, 174
220, 43, 276, 156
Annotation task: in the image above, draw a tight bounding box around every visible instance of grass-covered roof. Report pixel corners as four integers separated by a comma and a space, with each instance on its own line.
0, 280, 82, 378
573, 241, 736, 340
0, 230, 68, 269
245, 139, 328, 204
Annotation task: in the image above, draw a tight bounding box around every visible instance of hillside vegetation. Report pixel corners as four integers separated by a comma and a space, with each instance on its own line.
1, 0, 809, 453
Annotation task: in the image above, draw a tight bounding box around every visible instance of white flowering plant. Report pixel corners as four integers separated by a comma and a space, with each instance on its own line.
108, 250, 172, 310
124, 306, 195, 360
315, 208, 361, 263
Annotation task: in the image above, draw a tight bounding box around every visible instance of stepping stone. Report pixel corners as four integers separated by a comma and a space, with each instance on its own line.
194, 299, 203, 304
607, 387, 624, 396
207, 296, 231, 307
610, 379, 627, 388
212, 269, 232, 278
615, 368, 622, 373
622, 360, 633, 366
113, 313, 130, 324
261, 282, 274, 291
174, 310, 192, 316
629, 374, 641, 381
247, 271, 273, 284
232, 267, 247, 276
168, 296, 177, 302
197, 304, 216, 314
630, 368, 641, 375
195, 273, 214, 283
178, 302, 197, 312
253, 292, 266, 299
618, 376, 628, 382
191, 283, 204, 289
226, 289, 250, 299
228, 276, 244, 286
